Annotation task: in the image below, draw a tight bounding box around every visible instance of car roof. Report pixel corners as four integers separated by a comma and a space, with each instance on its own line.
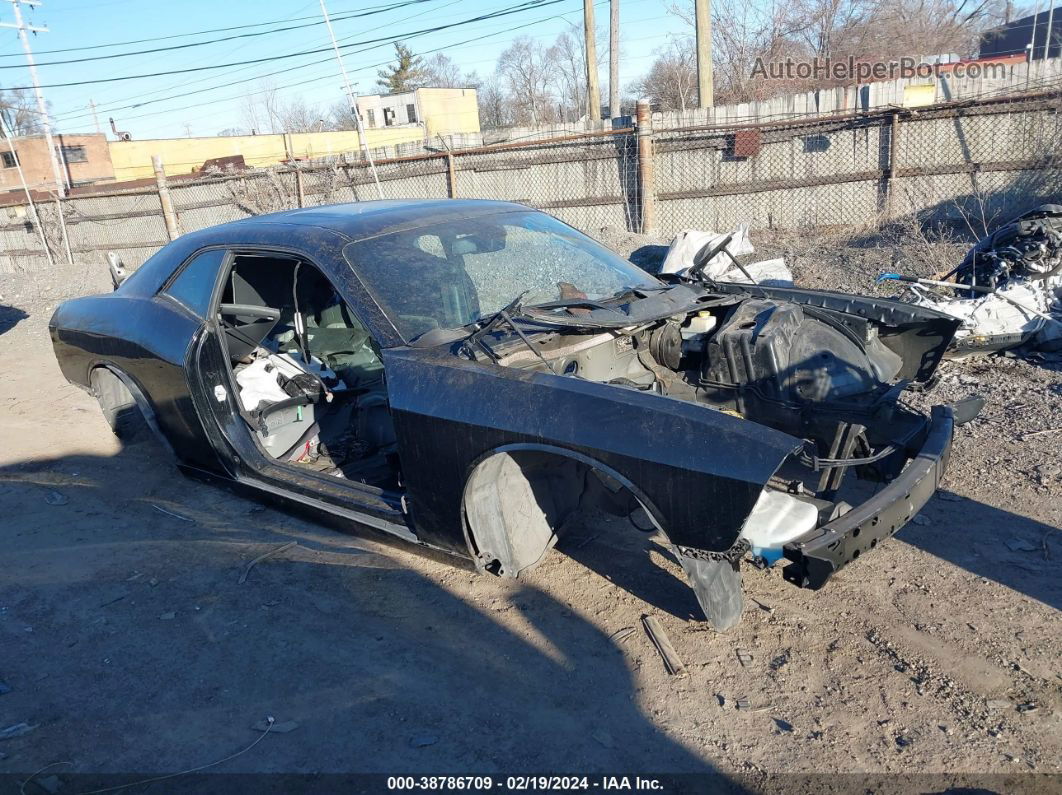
230, 199, 532, 243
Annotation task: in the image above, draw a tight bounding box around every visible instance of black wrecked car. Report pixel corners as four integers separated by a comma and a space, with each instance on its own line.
49, 200, 975, 629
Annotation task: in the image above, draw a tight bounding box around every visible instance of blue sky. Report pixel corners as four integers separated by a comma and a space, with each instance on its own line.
0, 0, 689, 139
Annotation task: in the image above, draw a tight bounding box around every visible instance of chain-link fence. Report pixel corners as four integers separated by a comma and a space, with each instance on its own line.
3, 90, 1061, 275
653, 114, 889, 236
452, 131, 639, 233
889, 95, 1062, 235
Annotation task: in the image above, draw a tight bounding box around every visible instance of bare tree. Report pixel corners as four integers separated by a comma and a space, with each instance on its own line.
421, 53, 464, 87
630, 38, 699, 110
496, 36, 559, 125
277, 97, 327, 132
662, 0, 1016, 105
544, 21, 608, 121
476, 75, 510, 128
242, 82, 327, 133
330, 101, 358, 131
548, 30, 588, 121
241, 81, 281, 134
709, 0, 796, 102
0, 87, 46, 135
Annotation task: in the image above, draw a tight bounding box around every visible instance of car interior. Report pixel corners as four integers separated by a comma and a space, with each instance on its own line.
215, 252, 399, 490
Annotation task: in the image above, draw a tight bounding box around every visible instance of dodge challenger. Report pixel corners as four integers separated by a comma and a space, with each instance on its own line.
49, 200, 977, 629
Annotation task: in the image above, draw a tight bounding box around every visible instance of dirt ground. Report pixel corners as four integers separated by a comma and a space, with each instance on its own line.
0, 230, 1060, 790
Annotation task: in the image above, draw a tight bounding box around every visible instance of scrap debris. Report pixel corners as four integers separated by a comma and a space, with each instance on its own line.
152, 504, 194, 522
641, 615, 686, 676
239, 540, 298, 584
887, 204, 1062, 358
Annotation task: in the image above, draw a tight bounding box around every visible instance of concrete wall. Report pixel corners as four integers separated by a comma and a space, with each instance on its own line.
105, 88, 482, 181
416, 88, 480, 138
107, 127, 428, 181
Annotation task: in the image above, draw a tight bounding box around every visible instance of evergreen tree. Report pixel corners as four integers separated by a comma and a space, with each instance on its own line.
376, 42, 425, 93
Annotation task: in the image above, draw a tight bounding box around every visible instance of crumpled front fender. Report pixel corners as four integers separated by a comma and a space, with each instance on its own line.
383, 348, 802, 556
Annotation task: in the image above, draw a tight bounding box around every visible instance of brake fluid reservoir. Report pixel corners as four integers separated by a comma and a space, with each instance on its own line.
739, 489, 819, 565
682, 311, 717, 340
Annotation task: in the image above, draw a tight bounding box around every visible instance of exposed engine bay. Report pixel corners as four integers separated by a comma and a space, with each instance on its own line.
472, 279, 968, 574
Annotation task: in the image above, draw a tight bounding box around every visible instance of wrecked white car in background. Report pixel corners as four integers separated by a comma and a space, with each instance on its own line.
882, 204, 1062, 358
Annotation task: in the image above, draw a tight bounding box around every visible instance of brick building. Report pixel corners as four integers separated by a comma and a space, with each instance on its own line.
0, 132, 115, 196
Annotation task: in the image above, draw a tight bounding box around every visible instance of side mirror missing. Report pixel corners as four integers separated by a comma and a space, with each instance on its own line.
107, 251, 128, 290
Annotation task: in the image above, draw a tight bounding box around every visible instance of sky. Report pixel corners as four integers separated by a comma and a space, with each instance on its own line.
0, 0, 691, 140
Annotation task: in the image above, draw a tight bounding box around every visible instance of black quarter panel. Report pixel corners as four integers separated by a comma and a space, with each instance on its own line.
50, 292, 220, 470
383, 348, 802, 555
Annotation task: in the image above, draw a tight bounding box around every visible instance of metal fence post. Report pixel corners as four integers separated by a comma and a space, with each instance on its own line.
636, 98, 656, 234
446, 151, 457, 198
294, 167, 305, 208
55, 196, 73, 265
152, 155, 179, 241
884, 110, 901, 222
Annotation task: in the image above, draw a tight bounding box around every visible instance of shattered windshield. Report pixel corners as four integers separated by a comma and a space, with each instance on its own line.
342, 210, 659, 340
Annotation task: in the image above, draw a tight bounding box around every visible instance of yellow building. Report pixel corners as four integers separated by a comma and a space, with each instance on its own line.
108, 87, 479, 181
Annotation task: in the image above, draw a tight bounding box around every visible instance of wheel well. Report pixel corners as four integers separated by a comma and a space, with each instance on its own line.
89, 366, 172, 453
461, 447, 665, 578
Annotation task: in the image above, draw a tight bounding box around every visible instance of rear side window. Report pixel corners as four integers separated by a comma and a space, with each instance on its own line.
162, 249, 226, 317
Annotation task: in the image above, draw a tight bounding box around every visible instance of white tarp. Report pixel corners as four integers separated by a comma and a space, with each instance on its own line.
720, 258, 794, 288
658, 227, 795, 287
660, 227, 754, 276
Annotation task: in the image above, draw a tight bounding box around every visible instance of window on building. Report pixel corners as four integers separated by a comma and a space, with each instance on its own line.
366, 109, 376, 128
406, 103, 418, 124
59, 145, 88, 163
1, 151, 18, 169
162, 249, 227, 317
384, 108, 394, 126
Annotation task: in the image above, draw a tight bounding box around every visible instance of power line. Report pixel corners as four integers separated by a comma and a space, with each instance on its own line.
61, 0, 465, 123
48, 0, 582, 126
54, 8, 586, 131
7, 0, 565, 90
52, 0, 668, 134
0, 0, 440, 69
0, 0, 416, 57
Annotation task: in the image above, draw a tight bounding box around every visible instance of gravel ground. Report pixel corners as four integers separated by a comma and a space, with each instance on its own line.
0, 231, 1059, 790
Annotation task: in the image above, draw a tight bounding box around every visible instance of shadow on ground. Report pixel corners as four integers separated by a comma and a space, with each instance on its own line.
896, 490, 1061, 611
0, 435, 730, 780
0, 303, 29, 336
557, 489, 1060, 617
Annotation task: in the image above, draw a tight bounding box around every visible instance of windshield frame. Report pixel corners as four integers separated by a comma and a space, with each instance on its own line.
341, 209, 662, 344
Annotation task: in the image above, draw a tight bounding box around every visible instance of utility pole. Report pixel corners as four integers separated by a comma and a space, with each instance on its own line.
319, 0, 382, 199
608, 0, 619, 119
1046, 0, 1056, 61
88, 99, 101, 135
695, 0, 714, 109
583, 0, 601, 121
0, 0, 65, 197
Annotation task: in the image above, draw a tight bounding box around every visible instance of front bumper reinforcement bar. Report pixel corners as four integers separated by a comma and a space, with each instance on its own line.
782, 405, 954, 590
